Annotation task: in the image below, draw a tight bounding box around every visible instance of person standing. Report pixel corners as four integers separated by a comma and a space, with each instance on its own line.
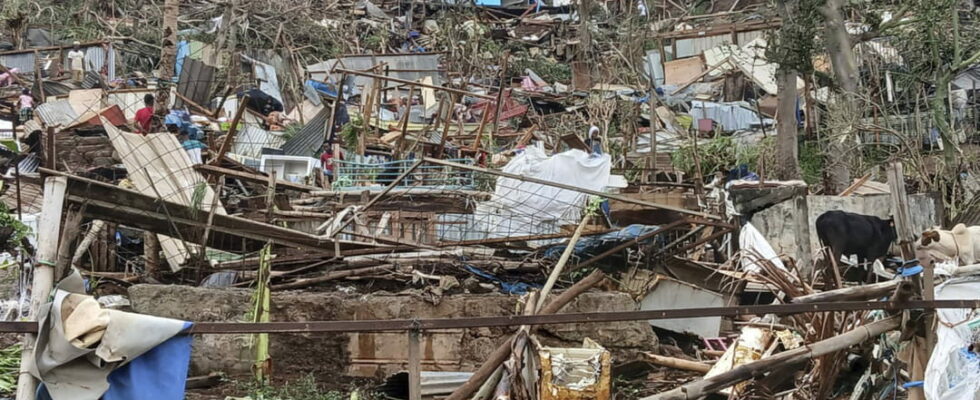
134, 94, 155, 134
178, 132, 208, 164
67, 41, 86, 83
17, 88, 34, 124
319, 144, 341, 184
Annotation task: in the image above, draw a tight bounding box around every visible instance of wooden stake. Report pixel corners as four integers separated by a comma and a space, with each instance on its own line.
644, 353, 713, 373
211, 96, 249, 165
535, 215, 591, 312
408, 329, 422, 400
15, 176, 67, 400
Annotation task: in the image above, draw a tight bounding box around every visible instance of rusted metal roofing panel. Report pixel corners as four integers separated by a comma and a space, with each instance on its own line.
174, 57, 216, 109
281, 107, 330, 158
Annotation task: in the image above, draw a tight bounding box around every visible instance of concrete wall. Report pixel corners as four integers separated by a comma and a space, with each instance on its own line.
128, 285, 657, 379
750, 194, 941, 273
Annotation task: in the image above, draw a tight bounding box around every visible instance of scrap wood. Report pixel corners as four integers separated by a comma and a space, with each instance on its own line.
211, 95, 249, 165
790, 280, 903, 303
838, 173, 872, 197
643, 353, 713, 373
271, 264, 395, 290
641, 316, 901, 400
444, 269, 607, 400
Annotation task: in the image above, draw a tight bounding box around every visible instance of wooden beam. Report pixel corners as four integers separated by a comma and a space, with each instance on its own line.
211, 95, 249, 165
408, 329, 422, 400
420, 157, 721, 220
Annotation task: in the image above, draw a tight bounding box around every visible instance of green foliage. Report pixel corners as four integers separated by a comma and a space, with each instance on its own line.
765, 0, 823, 75
190, 182, 208, 220
799, 140, 825, 185
238, 374, 354, 400
339, 114, 364, 149
671, 135, 771, 178
512, 54, 572, 83
0, 344, 21, 395
0, 202, 31, 248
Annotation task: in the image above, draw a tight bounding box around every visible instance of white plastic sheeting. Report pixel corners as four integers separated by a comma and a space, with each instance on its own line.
739, 222, 786, 273
475, 146, 611, 239
924, 277, 980, 400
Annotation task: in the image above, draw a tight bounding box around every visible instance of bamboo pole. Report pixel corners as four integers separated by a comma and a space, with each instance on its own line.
444, 270, 606, 400
642, 316, 900, 400
16, 176, 68, 400
790, 280, 902, 303
535, 215, 590, 312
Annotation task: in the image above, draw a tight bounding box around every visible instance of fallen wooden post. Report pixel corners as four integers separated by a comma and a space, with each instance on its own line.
641, 316, 900, 400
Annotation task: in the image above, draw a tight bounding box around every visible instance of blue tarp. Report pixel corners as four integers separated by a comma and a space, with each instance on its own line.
543, 224, 663, 259
175, 41, 191, 78
38, 322, 194, 400
464, 265, 540, 295
306, 79, 338, 98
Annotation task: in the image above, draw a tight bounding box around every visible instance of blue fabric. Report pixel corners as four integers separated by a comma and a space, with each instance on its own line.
175, 41, 191, 78
464, 265, 539, 294
103, 321, 194, 400
543, 224, 663, 259
306, 80, 338, 98
182, 140, 208, 150
166, 111, 203, 140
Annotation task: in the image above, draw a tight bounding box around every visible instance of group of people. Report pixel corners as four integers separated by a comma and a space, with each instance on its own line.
134, 94, 208, 164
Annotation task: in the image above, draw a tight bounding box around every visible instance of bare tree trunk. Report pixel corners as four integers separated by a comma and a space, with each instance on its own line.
820, 0, 857, 194
155, 0, 180, 117
775, 68, 802, 180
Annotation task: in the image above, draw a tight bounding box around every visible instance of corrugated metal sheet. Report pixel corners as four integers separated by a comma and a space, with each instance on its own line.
0, 52, 36, 72
230, 124, 287, 159
35, 99, 79, 127
248, 57, 283, 103
307, 54, 443, 94
81, 71, 102, 89
41, 80, 74, 97
175, 57, 216, 109
281, 107, 330, 157
21, 120, 42, 135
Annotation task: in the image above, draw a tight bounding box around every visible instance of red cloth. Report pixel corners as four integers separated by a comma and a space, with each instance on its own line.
320, 152, 335, 172
135, 107, 154, 134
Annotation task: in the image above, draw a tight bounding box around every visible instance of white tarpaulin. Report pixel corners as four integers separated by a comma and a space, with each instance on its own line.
475, 146, 611, 239
104, 120, 226, 270
924, 277, 980, 400
739, 222, 786, 273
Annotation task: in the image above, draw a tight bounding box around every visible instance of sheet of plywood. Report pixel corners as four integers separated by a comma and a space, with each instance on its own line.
664, 57, 705, 86
68, 89, 104, 117
104, 120, 226, 270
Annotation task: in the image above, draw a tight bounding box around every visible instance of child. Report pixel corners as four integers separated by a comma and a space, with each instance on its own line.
319, 144, 341, 184
18, 89, 34, 124
178, 132, 208, 164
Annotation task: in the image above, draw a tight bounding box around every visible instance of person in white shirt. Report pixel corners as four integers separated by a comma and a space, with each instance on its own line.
67, 41, 86, 82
